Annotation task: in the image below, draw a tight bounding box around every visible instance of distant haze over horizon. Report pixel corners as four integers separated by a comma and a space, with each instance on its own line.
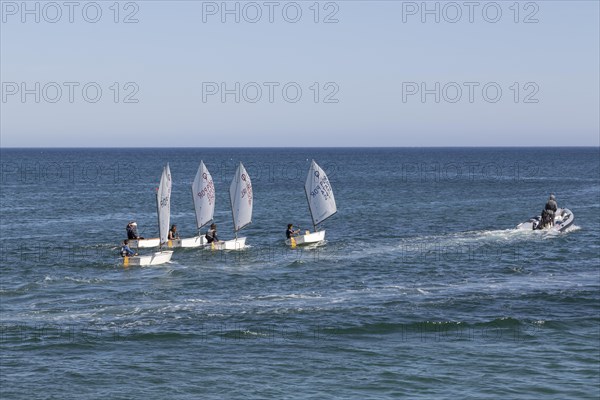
2, 146, 598, 151
1, 1, 598, 147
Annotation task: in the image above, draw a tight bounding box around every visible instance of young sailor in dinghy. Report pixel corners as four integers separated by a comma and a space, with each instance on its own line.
126, 221, 144, 240
120, 240, 137, 257
168, 224, 180, 240
205, 223, 219, 244
286, 224, 300, 239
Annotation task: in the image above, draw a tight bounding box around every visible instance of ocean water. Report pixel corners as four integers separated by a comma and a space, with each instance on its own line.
0, 147, 598, 399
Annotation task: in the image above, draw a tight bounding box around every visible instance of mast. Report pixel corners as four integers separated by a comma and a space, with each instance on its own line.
156, 167, 162, 249
190, 184, 198, 236
229, 166, 237, 238
229, 162, 240, 238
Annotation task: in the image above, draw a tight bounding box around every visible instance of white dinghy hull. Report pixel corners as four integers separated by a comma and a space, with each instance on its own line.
286, 230, 325, 247
209, 237, 247, 251
165, 236, 207, 248
129, 238, 160, 248
123, 250, 173, 267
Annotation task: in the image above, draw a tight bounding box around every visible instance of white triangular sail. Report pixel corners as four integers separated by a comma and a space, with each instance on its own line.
156, 164, 172, 246
191, 161, 215, 231
304, 160, 337, 228
229, 162, 253, 233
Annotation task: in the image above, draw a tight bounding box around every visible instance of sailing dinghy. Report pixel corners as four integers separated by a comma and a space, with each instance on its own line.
210, 162, 252, 251
123, 164, 174, 266
287, 160, 337, 247
165, 161, 214, 248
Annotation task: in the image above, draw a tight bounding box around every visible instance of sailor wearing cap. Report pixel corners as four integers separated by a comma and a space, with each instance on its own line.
126, 221, 142, 240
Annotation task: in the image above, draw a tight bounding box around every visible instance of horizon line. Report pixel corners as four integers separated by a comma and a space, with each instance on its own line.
1, 145, 599, 150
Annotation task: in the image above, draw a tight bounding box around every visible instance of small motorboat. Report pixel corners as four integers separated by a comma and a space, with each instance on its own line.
516, 208, 574, 232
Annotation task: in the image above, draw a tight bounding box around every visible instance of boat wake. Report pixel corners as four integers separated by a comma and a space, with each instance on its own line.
399, 224, 578, 250
321, 222, 581, 265
561, 224, 581, 233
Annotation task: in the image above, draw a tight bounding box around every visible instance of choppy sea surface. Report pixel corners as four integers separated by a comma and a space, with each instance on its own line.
1, 147, 599, 399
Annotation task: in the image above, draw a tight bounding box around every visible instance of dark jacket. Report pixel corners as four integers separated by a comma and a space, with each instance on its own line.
205, 229, 218, 243
126, 225, 139, 240
545, 199, 557, 213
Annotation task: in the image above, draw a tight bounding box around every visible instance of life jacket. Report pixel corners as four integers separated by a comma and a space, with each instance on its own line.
126, 226, 137, 239
205, 229, 215, 243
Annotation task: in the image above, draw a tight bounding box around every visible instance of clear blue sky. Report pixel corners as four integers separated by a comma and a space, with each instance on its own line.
1, 0, 598, 146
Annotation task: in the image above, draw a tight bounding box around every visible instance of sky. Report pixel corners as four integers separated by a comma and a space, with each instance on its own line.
1, 0, 599, 147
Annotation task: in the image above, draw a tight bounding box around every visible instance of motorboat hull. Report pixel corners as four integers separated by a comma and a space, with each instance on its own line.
517, 208, 574, 232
